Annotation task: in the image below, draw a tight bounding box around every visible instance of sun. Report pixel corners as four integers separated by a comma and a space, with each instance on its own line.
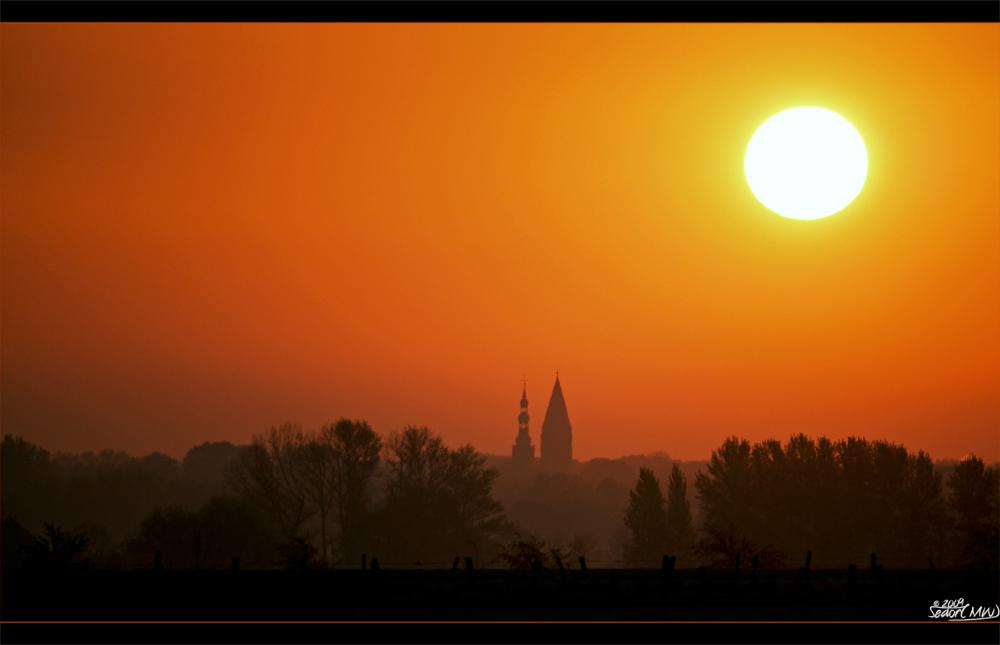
744, 107, 868, 220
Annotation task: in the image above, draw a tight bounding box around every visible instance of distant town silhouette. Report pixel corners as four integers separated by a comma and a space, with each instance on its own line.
1, 375, 997, 620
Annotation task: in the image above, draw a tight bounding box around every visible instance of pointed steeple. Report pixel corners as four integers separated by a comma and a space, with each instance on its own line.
540, 373, 572, 471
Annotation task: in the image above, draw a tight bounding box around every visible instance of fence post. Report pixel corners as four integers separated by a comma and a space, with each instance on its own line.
661, 555, 673, 585
556, 556, 566, 584
579, 556, 587, 580
465, 556, 475, 586
371, 557, 380, 573
452, 556, 460, 579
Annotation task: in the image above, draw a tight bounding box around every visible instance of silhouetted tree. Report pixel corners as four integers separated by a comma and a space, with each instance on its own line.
182, 442, 245, 507
948, 455, 1000, 567
834, 436, 876, 562
22, 523, 88, 569
196, 495, 278, 568
125, 506, 201, 569
299, 434, 337, 565
227, 421, 383, 565
445, 443, 507, 551
695, 437, 757, 541
665, 464, 695, 563
752, 434, 839, 562
276, 536, 318, 570
324, 418, 381, 561
139, 452, 181, 481
71, 522, 127, 569
899, 449, 948, 566
183, 441, 243, 483
622, 468, 668, 565
805, 436, 842, 561
1, 515, 36, 569
226, 424, 314, 545
0, 435, 61, 531
126, 497, 277, 569
833, 437, 947, 567
695, 434, 951, 568
694, 523, 786, 569
495, 531, 566, 569
376, 426, 506, 564
867, 440, 911, 558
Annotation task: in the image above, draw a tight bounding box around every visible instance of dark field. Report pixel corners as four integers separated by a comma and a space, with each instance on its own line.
3, 567, 997, 621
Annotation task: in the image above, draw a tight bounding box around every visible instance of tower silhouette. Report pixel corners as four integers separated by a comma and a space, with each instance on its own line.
511, 384, 535, 470
540, 373, 572, 471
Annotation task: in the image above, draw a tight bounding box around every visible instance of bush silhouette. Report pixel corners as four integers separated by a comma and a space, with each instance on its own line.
22, 523, 88, 569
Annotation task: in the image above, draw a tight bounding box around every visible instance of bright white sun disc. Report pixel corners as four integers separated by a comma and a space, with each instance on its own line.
744, 107, 867, 220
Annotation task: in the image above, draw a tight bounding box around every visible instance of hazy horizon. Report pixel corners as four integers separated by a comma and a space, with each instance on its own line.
10, 430, 996, 467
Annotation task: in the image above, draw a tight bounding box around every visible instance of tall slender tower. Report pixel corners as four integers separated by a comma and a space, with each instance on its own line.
511, 384, 534, 470
540, 373, 572, 471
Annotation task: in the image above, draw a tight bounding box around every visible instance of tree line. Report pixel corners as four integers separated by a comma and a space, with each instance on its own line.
1, 422, 512, 570
225, 420, 507, 568
3, 430, 997, 570
619, 434, 998, 570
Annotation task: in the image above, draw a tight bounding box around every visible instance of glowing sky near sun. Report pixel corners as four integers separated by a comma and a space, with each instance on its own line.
2, 24, 998, 461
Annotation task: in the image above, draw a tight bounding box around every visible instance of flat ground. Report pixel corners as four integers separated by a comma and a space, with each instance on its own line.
2, 567, 997, 621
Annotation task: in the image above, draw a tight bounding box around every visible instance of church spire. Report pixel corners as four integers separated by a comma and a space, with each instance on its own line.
540, 373, 572, 471
512, 380, 534, 471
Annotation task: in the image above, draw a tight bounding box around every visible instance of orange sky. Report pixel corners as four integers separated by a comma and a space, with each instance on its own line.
2, 24, 998, 462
